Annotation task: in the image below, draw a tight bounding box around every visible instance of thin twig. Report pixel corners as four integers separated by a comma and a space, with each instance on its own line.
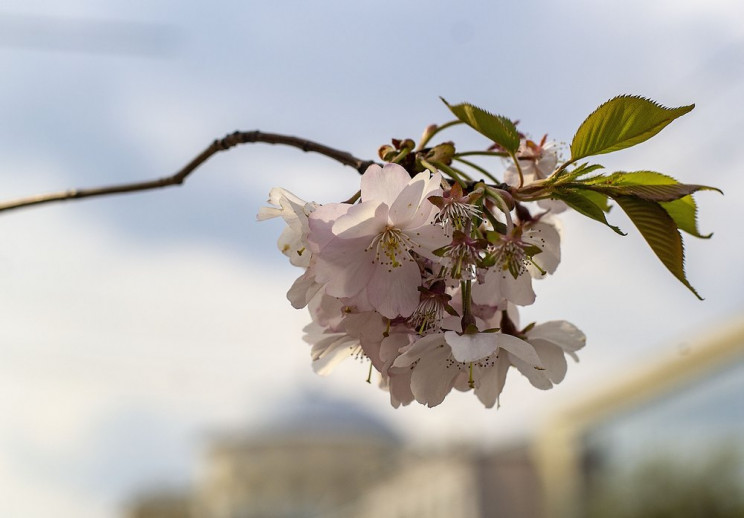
0, 130, 376, 213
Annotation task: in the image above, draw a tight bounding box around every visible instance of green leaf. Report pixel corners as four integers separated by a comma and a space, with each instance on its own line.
552, 188, 624, 235
580, 171, 720, 202
613, 195, 702, 299
661, 195, 712, 239
556, 163, 605, 182
579, 189, 612, 212
570, 96, 694, 160
604, 171, 675, 185
441, 98, 520, 153
590, 181, 716, 202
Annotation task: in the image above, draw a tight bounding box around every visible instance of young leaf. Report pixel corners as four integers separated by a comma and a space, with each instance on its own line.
613, 195, 702, 299
590, 182, 716, 202
661, 195, 712, 239
556, 163, 605, 182
578, 171, 720, 202
580, 189, 612, 212
571, 96, 694, 160
552, 188, 624, 235
441, 98, 520, 153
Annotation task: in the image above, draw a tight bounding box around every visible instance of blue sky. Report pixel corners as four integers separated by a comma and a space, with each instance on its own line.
1, 1, 743, 516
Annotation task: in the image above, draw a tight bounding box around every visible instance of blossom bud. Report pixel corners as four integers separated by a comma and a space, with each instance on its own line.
419, 124, 438, 145
425, 141, 456, 165
486, 187, 515, 212
378, 145, 397, 161
399, 138, 416, 151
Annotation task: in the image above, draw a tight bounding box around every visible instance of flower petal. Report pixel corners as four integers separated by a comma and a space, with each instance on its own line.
525, 222, 561, 276
287, 269, 322, 309
393, 333, 444, 368
367, 258, 421, 318
388, 174, 428, 228
532, 341, 568, 383
388, 171, 441, 229
445, 331, 500, 363
410, 343, 456, 407
474, 357, 510, 408
529, 321, 586, 352
313, 235, 376, 299
509, 354, 553, 390
406, 223, 451, 261
380, 331, 413, 364
361, 163, 411, 206
500, 272, 536, 306
332, 201, 388, 238
307, 203, 352, 253
310, 334, 357, 376
495, 333, 543, 368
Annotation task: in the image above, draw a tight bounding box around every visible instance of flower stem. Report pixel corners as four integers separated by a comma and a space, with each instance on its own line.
430, 160, 473, 185
452, 157, 500, 184
417, 120, 463, 150
342, 190, 361, 204
454, 150, 509, 158
391, 147, 411, 164
460, 279, 476, 332
510, 152, 525, 188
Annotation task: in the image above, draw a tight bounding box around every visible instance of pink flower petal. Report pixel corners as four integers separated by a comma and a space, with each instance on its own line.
445, 331, 500, 363
410, 343, 456, 407
501, 272, 536, 306
529, 321, 586, 352
393, 334, 444, 368
307, 203, 352, 253
332, 201, 388, 238
361, 163, 411, 206
286, 269, 321, 309
509, 354, 553, 390
367, 258, 421, 318
474, 358, 510, 408
495, 334, 543, 368
313, 235, 376, 299
532, 340, 568, 383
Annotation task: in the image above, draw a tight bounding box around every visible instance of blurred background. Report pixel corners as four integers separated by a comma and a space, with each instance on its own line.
0, 1, 742, 516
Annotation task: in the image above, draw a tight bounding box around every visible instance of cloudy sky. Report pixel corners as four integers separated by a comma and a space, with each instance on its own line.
1, 1, 743, 516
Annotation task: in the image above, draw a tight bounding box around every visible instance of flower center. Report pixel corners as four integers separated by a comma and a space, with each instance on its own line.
435, 202, 481, 232
367, 226, 415, 269
409, 297, 444, 333
492, 239, 529, 279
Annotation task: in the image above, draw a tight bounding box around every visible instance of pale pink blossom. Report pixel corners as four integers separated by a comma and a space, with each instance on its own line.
504, 137, 567, 213
521, 320, 586, 386
303, 293, 387, 375
310, 164, 450, 319
378, 327, 417, 408
257, 187, 318, 267
392, 328, 547, 408
472, 219, 561, 307
504, 137, 560, 186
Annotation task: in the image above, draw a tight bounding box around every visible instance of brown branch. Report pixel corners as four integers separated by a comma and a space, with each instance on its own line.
0, 130, 376, 213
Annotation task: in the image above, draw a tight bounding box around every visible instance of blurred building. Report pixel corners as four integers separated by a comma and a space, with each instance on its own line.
126, 391, 543, 518
535, 317, 744, 518
194, 391, 405, 518
127, 317, 744, 518
334, 444, 542, 518
127, 490, 192, 518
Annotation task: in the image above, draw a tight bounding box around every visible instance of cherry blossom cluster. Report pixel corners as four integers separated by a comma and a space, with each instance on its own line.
258, 136, 586, 408
0, 95, 712, 408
